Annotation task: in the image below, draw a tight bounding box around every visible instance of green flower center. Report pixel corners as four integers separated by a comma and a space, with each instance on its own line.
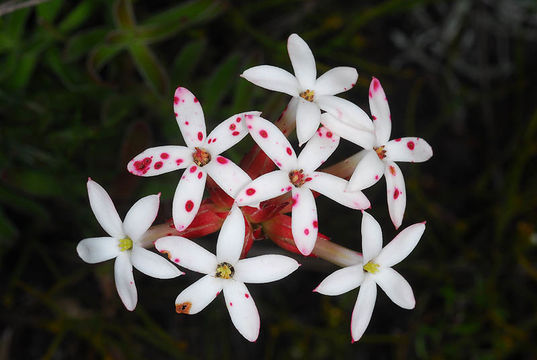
299, 89, 315, 102
215, 262, 234, 279
118, 237, 133, 251
363, 261, 380, 274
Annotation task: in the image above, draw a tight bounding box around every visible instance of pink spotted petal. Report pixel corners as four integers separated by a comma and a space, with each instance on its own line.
87, 179, 124, 239
350, 275, 376, 342
316, 95, 374, 132
240, 65, 300, 97
234, 255, 300, 284
384, 137, 433, 163
369, 77, 392, 146
375, 221, 426, 268
384, 161, 406, 229
216, 207, 246, 265
307, 172, 370, 210
130, 246, 183, 279
314, 264, 364, 296
155, 236, 218, 274
319, 112, 375, 149
235, 170, 291, 207
175, 275, 223, 315
314, 67, 358, 96
205, 112, 260, 156
291, 187, 318, 255
123, 194, 159, 242
205, 157, 252, 199
287, 33, 316, 89
361, 211, 383, 264
296, 99, 321, 146
174, 87, 206, 148
347, 149, 385, 192
114, 252, 137, 311
223, 280, 260, 342
172, 166, 207, 231
373, 268, 415, 309
127, 146, 193, 177
297, 126, 340, 173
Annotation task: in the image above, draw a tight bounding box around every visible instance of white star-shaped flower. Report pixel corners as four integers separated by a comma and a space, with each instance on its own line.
128, 87, 257, 231
345, 78, 433, 229
234, 115, 370, 256
77, 179, 183, 311
314, 211, 425, 342
155, 206, 300, 342
241, 33, 374, 146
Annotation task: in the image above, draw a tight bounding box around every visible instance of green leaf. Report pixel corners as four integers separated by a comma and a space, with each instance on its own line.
58, 0, 95, 33
128, 42, 169, 96
37, 0, 64, 23
87, 42, 125, 73
8, 50, 39, 89
201, 53, 240, 118
63, 27, 108, 62
7, 170, 64, 198
4, 7, 31, 40
113, 0, 136, 30
171, 39, 206, 84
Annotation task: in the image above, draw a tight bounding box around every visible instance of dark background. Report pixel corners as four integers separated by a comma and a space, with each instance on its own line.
1, 0, 536, 358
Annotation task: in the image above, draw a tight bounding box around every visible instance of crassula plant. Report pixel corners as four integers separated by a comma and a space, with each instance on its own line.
77, 33, 433, 342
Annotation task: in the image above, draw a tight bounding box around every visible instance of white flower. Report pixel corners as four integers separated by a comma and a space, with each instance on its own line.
346, 78, 433, 229
314, 211, 425, 342
234, 115, 370, 256
127, 87, 257, 231
77, 179, 183, 311
241, 33, 374, 146
154, 206, 300, 342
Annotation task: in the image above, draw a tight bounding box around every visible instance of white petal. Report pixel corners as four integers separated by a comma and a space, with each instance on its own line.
77, 237, 119, 264
319, 112, 375, 149
205, 112, 258, 156
240, 65, 299, 97
245, 115, 298, 170
384, 161, 406, 229
216, 207, 245, 265
114, 252, 137, 311
123, 194, 159, 242
155, 236, 217, 274
127, 145, 192, 177
375, 222, 425, 268
87, 179, 124, 238
373, 268, 415, 309
172, 166, 207, 231
234, 255, 300, 283
287, 33, 316, 89
174, 87, 206, 148
175, 275, 223, 315
235, 170, 291, 207
223, 280, 260, 342
385, 137, 433, 163
347, 149, 385, 192
314, 264, 364, 296
205, 157, 252, 199
130, 246, 183, 279
307, 172, 370, 209
350, 275, 376, 342
369, 77, 391, 146
316, 95, 374, 132
291, 187, 318, 255
275, 97, 298, 135
361, 212, 383, 264
298, 126, 339, 173
314, 67, 358, 96
296, 99, 321, 146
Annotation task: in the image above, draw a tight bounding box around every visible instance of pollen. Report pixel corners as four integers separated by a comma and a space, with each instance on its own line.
289, 169, 307, 187
299, 89, 315, 102
193, 147, 211, 166
118, 237, 133, 251
215, 262, 234, 279
363, 261, 380, 274
374, 146, 386, 160
176, 302, 192, 314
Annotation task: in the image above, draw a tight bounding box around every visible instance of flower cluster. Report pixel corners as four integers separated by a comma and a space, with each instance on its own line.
77, 34, 432, 342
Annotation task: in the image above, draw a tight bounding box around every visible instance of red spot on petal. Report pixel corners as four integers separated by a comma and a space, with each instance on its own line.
185, 121, 189, 125
373, 78, 380, 91
197, 132, 203, 141
407, 141, 415, 150
154, 161, 163, 169
259, 130, 268, 138
246, 188, 256, 196
389, 166, 396, 176
174, 96, 179, 104
190, 166, 197, 173
232, 131, 240, 136
174, 258, 180, 263
304, 228, 309, 235
393, 188, 400, 200
193, 97, 198, 103
229, 123, 236, 130
375, 175, 379, 180
236, 117, 241, 123
160, 153, 169, 159
326, 131, 333, 138
229, 302, 233, 306
246, 114, 253, 119
197, 172, 203, 179
372, 115, 377, 121
369, 90, 372, 98
305, 177, 312, 182
395, 138, 401, 142
207, 138, 212, 144
286, 147, 292, 155
286, 186, 292, 192
130, 281, 133, 285
174, 112, 178, 117
245, 293, 249, 299
312, 221, 318, 228
176, 159, 183, 165
217, 156, 228, 164
185, 200, 194, 212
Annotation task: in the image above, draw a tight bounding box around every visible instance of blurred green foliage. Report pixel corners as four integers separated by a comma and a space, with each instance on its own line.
1, 0, 537, 358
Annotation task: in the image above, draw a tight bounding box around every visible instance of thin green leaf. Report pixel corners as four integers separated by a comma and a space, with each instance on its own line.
63, 27, 108, 62
128, 42, 169, 95
171, 39, 206, 84
201, 53, 240, 118
36, 0, 63, 23
58, 0, 95, 33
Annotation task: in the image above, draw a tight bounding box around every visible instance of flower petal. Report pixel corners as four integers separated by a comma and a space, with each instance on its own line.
314, 67, 358, 96
245, 115, 298, 170
205, 157, 252, 199
369, 77, 391, 146
298, 126, 339, 173
375, 222, 425, 268
175, 275, 223, 315
314, 264, 364, 296
307, 172, 370, 209
223, 280, 260, 342
123, 194, 159, 242
350, 276, 377, 342
216, 206, 245, 265
361, 212, 383, 264
240, 65, 299, 97
174, 87, 206, 148
291, 187, 318, 255
319, 112, 375, 149
385, 137, 433, 163
373, 267, 415, 309
275, 97, 298, 135
316, 95, 374, 132
77, 237, 119, 264
155, 236, 217, 274
384, 161, 406, 229
287, 33, 316, 89
172, 166, 207, 231
234, 255, 300, 283
347, 149, 385, 192
127, 145, 192, 177
87, 179, 124, 238
130, 246, 183, 279
235, 170, 291, 207
296, 99, 321, 146
114, 252, 137, 311
205, 112, 259, 156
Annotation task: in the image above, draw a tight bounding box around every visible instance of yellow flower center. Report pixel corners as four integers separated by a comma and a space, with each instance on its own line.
363, 261, 380, 274
299, 89, 315, 102
374, 146, 386, 160
289, 169, 307, 187
118, 237, 133, 251
193, 147, 211, 166
215, 262, 234, 279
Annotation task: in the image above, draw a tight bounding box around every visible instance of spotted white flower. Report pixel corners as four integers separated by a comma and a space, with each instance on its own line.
77, 179, 183, 311
314, 211, 425, 342
127, 87, 257, 231
234, 115, 370, 256
155, 206, 300, 342
346, 78, 433, 229
241, 33, 374, 146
